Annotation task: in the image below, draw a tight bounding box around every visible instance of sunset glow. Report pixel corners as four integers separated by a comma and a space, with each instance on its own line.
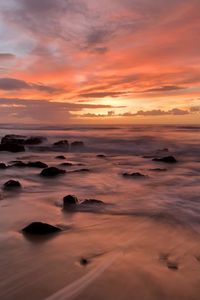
0, 0, 200, 124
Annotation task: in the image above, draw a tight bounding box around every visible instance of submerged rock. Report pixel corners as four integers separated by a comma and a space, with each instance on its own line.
167, 261, 178, 270
55, 155, 66, 160
63, 195, 78, 210
60, 162, 73, 166
22, 222, 61, 235
3, 180, 21, 190
11, 161, 27, 167
40, 167, 66, 177
80, 257, 89, 266
96, 154, 106, 158
53, 140, 69, 147
24, 136, 46, 145
80, 199, 105, 206
123, 172, 146, 178
0, 143, 25, 153
72, 168, 90, 173
0, 163, 7, 169
27, 161, 48, 168
149, 168, 168, 172
71, 141, 84, 148
152, 156, 177, 163
1, 134, 26, 145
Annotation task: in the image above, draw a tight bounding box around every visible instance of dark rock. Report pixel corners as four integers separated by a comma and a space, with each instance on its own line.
24, 136, 46, 145
80, 199, 105, 206
22, 222, 61, 235
40, 167, 66, 177
27, 161, 48, 168
55, 155, 66, 160
96, 154, 106, 158
63, 195, 78, 209
153, 156, 177, 163
3, 180, 21, 190
72, 168, 90, 173
0, 163, 7, 169
80, 258, 89, 266
149, 168, 167, 172
123, 172, 146, 178
167, 261, 178, 270
0, 143, 25, 153
71, 141, 84, 148
60, 162, 73, 166
53, 140, 69, 147
11, 161, 27, 168
1, 134, 26, 145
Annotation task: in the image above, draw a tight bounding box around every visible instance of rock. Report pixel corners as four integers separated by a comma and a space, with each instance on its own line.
123, 172, 146, 178
55, 155, 66, 160
3, 180, 21, 190
149, 168, 167, 172
72, 168, 90, 173
0, 163, 7, 169
63, 195, 78, 209
96, 154, 106, 158
24, 136, 46, 145
80, 258, 89, 266
40, 167, 66, 177
0, 143, 25, 152
27, 161, 48, 168
80, 199, 105, 206
53, 140, 69, 147
167, 261, 178, 270
153, 156, 177, 163
11, 161, 27, 168
71, 141, 84, 148
1, 134, 26, 145
22, 222, 61, 235
60, 162, 73, 166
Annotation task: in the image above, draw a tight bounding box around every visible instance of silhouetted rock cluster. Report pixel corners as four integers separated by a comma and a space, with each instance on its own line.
63, 195, 106, 211
0, 134, 46, 152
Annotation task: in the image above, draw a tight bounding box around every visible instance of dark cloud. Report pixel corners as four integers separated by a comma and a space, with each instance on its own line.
0, 78, 58, 93
121, 108, 189, 116
0, 53, 15, 61
79, 91, 130, 98
141, 85, 186, 93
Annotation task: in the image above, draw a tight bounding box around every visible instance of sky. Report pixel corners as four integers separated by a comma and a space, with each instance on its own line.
0, 0, 200, 124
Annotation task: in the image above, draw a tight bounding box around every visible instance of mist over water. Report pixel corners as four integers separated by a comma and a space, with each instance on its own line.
0, 124, 200, 300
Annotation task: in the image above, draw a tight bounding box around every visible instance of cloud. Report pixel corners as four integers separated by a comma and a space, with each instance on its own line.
79, 91, 130, 98
0, 53, 15, 61
140, 85, 186, 93
121, 108, 189, 116
0, 78, 58, 93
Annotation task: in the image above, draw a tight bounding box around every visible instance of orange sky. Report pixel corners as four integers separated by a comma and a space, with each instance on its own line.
0, 0, 200, 124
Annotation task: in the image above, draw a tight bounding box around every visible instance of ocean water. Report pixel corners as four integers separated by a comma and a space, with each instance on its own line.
0, 124, 200, 300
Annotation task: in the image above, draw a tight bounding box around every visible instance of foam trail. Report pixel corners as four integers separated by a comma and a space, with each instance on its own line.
44, 253, 119, 300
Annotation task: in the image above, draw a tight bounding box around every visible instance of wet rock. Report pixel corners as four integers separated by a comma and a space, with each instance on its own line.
72, 168, 90, 173
96, 154, 106, 158
55, 155, 66, 160
22, 222, 61, 235
1, 134, 26, 145
11, 161, 27, 168
167, 261, 178, 270
123, 172, 146, 178
153, 156, 177, 163
53, 140, 69, 147
63, 195, 78, 210
40, 167, 66, 177
0, 143, 25, 152
80, 258, 89, 266
149, 168, 167, 172
80, 199, 105, 206
0, 163, 7, 169
24, 136, 46, 145
3, 180, 21, 190
71, 141, 84, 148
60, 162, 73, 166
27, 161, 48, 168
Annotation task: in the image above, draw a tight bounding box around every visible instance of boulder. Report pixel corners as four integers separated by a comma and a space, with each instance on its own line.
27, 161, 48, 168
123, 172, 146, 178
1, 134, 26, 145
11, 161, 27, 167
3, 180, 21, 190
40, 167, 66, 177
152, 156, 177, 163
0, 163, 7, 169
55, 155, 66, 160
96, 154, 106, 158
63, 195, 78, 210
53, 140, 69, 147
24, 136, 46, 145
0, 143, 25, 152
22, 222, 61, 235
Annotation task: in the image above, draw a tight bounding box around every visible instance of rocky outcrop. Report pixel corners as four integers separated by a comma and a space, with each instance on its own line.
22, 222, 61, 235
